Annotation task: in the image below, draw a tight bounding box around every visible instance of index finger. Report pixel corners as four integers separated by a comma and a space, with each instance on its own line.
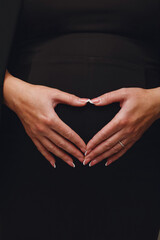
51, 112, 86, 153
86, 113, 123, 152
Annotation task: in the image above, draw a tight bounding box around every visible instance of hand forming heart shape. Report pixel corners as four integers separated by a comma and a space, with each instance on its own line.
8, 76, 159, 169
83, 87, 160, 167
55, 87, 160, 168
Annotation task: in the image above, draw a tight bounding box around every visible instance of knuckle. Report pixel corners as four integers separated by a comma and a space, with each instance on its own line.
47, 143, 56, 152
113, 145, 120, 153
103, 93, 108, 102
43, 115, 54, 126
70, 92, 77, 99
118, 118, 125, 127
104, 144, 109, 151
65, 130, 73, 139
58, 141, 65, 149
69, 94, 75, 101
104, 141, 112, 150
119, 117, 129, 127
121, 87, 128, 97
54, 90, 61, 99
66, 94, 74, 103
125, 126, 134, 135
34, 122, 46, 134
105, 92, 111, 102
100, 131, 107, 142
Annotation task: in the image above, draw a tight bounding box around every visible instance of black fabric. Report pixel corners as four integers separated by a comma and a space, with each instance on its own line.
0, 0, 21, 126
0, 0, 160, 239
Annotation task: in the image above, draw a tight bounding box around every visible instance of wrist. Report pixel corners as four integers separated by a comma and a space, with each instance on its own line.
3, 72, 33, 113
146, 87, 160, 120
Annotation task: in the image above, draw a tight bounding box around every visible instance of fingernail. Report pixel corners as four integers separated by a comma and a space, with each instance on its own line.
78, 98, 88, 103
89, 159, 97, 167
72, 162, 75, 168
83, 160, 86, 165
68, 161, 75, 168
85, 149, 92, 155
84, 150, 87, 156
90, 98, 100, 103
87, 99, 94, 104
105, 160, 111, 166
51, 162, 56, 168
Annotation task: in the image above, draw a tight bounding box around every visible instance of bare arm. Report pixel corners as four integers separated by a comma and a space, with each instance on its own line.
3, 69, 33, 111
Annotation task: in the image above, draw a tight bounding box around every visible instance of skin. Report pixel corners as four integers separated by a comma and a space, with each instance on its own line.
3, 70, 160, 168
3, 70, 88, 168
84, 87, 160, 167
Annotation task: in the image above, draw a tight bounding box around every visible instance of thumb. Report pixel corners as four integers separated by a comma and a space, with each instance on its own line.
54, 89, 89, 107
90, 88, 126, 106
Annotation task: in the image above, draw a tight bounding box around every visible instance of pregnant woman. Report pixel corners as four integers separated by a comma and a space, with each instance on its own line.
0, 0, 160, 239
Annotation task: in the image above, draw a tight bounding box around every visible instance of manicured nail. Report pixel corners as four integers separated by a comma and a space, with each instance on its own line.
84, 150, 87, 156
78, 98, 89, 103
72, 162, 75, 168
85, 149, 92, 155
89, 160, 95, 167
68, 162, 75, 168
89, 159, 97, 167
105, 160, 111, 166
90, 98, 101, 104
51, 162, 56, 168
89, 162, 92, 167
87, 99, 94, 104
83, 160, 86, 165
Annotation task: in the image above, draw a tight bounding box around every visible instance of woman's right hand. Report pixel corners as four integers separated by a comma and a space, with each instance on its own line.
3, 71, 88, 168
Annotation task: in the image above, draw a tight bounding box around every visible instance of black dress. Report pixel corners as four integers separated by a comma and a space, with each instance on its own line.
0, 0, 160, 239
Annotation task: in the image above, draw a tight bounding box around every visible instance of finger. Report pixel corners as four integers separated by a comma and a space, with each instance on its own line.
46, 128, 85, 162
53, 89, 89, 107
87, 138, 129, 167
32, 137, 56, 168
90, 88, 127, 106
84, 129, 129, 165
86, 114, 123, 152
51, 112, 87, 153
105, 142, 134, 166
39, 136, 75, 168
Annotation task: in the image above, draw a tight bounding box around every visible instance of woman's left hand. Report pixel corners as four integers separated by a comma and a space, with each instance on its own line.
83, 87, 160, 167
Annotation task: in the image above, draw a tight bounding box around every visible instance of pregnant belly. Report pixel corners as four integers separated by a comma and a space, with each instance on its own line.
6, 33, 153, 158
7, 56, 147, 140
3, 34, 160, 186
